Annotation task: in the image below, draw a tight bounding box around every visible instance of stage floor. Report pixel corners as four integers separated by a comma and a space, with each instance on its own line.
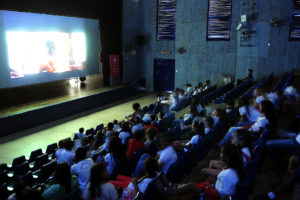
0, 75, 123, 118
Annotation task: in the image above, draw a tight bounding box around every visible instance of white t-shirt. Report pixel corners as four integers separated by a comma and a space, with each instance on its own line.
76, 132, 85, 139
248, 116, 269, 132
241, 147, 251, 167
284, 86, 300, 99
212, 116, 219, 126
215, 168, 239, 198
126, 176, 156, 194
205, 128, 211, 134
59, 149, 75, 166
255, 96, 265, 104
119, 131, 131, 145
113, 124, 121, 132
82, 182, 118, 200
157, 146, 177, 174
105, 153, 116, 176
239, 106, 261, 122
71, 158, 94, 191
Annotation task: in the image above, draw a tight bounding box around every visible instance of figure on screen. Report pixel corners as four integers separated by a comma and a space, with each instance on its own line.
39, 40, 57, 73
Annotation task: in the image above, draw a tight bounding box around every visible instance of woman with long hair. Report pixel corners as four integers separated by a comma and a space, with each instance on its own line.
42, 162, 79, 200
105, 136, 127, 177
82, 163, 118, 200
218, 100, 275, 147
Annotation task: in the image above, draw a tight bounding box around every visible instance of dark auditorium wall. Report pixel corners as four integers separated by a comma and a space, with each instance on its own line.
122, 0, 300, 91
0, 0, 123, 86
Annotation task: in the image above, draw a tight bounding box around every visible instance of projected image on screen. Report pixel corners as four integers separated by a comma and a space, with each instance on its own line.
6, 32, 86, 78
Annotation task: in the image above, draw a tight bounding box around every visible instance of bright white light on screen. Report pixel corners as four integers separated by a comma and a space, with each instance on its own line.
6, 31, 86, 78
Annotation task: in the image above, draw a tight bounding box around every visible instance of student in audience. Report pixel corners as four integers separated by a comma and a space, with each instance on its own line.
71, 147, 94, 192
131, 116, 144, 134
212, 108, 227, 127
199, 142, 244, 199
284, 83, 300, 103
218, 100, 275, 147
113, 119, 121, 132
82, 163, 118, 200
42, 162, 79, 200
143, 114, 158, 133
174, 121, 205, 152
75, 127, 85, 139
185, 83, 193, 96
197, 82, 203, 93
204, 80, 211, 90
226, 101, 235, 114
119, 121, 132, 146
59, 140, 75, 166
156, 135, 177, 175
253, 87, 266, 110
105, 136, 127, 177
126, 130, 145, 160
126, 102, 144, 123
237, 98, 261, 125
101, 122, 115, 153
237, 68, 253, 85
55, 139, 66, 163
204, 116, 214, 134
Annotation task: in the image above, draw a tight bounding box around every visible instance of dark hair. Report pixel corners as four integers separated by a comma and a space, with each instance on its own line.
89, 163, 107, 199
238, 98, 249, 107
146, 127, 158, 141
121, 121, 132, 134
233, 129, 251, 148
109, 136, 126, 164
150, 114, 158, 122
221, 143, 244, 179
193, 121, 205, 137
65, 140, 74, 151
260, 100, 275, 122
74, 147, 87, 163
205, 80, 210, 85
204, 116, 214, 128
107, 122, 114, 130
113, 120, 118, 124
133, 130, 144, 141
133, 103, 141, 111
214, 108, 227, 121
58, 140, 66, 149
53, 162, 72, 194
144, 157, 159, 177
79, 127, 84, 133
227, 101, 235, 109
248, 69, 253, 73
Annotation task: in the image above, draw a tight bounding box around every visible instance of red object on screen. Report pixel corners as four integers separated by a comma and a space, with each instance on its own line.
109, 54, 120, 82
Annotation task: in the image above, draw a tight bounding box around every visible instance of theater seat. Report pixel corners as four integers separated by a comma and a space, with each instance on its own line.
31, 154, 50, 171
28, 148, 43, 163
33, 160, 57, 184
7, 155, 26, 171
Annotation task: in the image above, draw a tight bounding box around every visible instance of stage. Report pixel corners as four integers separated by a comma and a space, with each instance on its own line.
0, 75, 146, 137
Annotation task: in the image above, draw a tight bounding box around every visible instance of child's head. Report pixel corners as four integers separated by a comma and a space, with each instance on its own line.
132, 103, 141, 111
238, 98, 249, 108
121, 121, 131, 133
192, 121, 205, 136
113, 120, 118, 125
74, 147, 87, 163
144, 157, 159, 177
226, 101, 235, 110
107, 122, 114, 131
79, 127, 84, 133
231, 129, 249, 147
205, 80, 210, 85
146, 127, 158, 141
204, 116, 214, 128
260, 100, 275, 121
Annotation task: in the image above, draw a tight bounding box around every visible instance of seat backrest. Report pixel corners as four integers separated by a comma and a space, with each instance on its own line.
46, 143, 58, 155
0, 183, 10, 200
14, 161, 30, 177
11, 155, 26, 170
0, 163, 7, 172
0, 171, 9, 185
28, 149, 43, 163
34, 154, 50, 170
37, 160, 57, 183
17, 171, 35, 187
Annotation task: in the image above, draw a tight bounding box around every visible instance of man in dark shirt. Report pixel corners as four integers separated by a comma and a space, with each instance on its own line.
237, 69, 253, 85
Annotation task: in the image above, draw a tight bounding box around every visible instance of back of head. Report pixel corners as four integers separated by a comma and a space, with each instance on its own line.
121, 121, 131, 133
159, 134, 172, 150
133, 102, 141, 111
109, 136, 126, 163
221, 143, 244, 179
193, 121, 205, 136
90, 163, 107, 199
204, 116, 214, 128
65, 140, 74, 151
54, 162, 72, 193
260, 100, 275, 122
144, 157, 159, 177
107, 122, 114, 131
79, 127, 84, 133
75, 147, 87, 163
133, 129, 144, 141
58, 140, 66, 149
232, 129, 250, 148
238, 98, 249, 107
146, 127, 158, 141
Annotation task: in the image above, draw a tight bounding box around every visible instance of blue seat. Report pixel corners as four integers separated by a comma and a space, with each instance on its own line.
28, 149, 43, 163
166, 156, 184, 183
8, 155, 26, 171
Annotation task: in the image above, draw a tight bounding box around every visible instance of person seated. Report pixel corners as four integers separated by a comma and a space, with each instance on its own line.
7, 180, 42, 200
71, 147, 94, 192
156, 135, 177, 175
82, 163, 118, 200
126, 102, 144, 124
211, 108, 227, 127
226, 101, 235, 114
75, 127, 86, 139
253, 87, 267, 110
218, 100, 275, 147
105, 136, 127, 178
126, 130, 145, 160
204, 116, 214, 134
198, 142, 244, 199
284, 82, 300, 103
113, 119, 121, 132
119, 121, 132, 146
100, 122, 115, 153
203, 80, 211, 90
173, 121, 205, 152
237, 98, 261, 125
237, 68, 253, 85
42, 162, 79, 200
143, 114, 159, 133
185, 83, 193, 96
197, 82, 204, 93
58, 140, 75, 166
55, 139, 66, 163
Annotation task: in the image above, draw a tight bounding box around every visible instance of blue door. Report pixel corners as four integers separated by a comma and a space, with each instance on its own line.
154, 59, 175, 91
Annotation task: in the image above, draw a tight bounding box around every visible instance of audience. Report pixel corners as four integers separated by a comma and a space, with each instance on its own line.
75, 127, 85, 139
58, 140, 75, 166
126, 130, 145, 160
42, 162, 79, 200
